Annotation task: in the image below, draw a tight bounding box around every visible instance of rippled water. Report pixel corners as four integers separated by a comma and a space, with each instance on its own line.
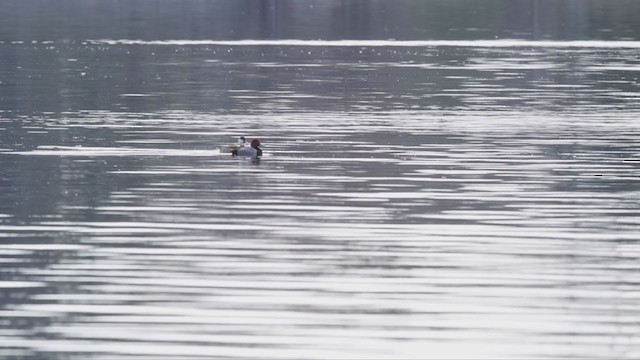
2, 4, 640, 359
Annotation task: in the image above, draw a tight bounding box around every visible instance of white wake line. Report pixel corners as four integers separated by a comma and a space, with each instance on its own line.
4, 146, 220, 157
88, 39, 640, 49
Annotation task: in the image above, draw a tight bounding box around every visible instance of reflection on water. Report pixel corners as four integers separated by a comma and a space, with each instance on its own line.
2, 39, 640, 114
1, 1, 640, 359
1, 110, 639, 359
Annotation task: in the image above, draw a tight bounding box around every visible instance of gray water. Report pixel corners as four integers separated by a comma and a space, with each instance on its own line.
1, 1, 640, 359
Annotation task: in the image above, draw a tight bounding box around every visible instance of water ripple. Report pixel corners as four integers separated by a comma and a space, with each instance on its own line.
2, 35, 640, 359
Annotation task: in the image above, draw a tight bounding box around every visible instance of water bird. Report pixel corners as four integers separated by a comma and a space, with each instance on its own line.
220, 137, 263, 158
233, 138, 263, 157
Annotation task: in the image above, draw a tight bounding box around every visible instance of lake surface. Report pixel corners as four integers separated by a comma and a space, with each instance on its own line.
1, 1, 639, 359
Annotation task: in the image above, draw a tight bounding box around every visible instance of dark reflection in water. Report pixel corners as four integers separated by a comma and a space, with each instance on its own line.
2, 0, 640, 41
1, 1, 640, 359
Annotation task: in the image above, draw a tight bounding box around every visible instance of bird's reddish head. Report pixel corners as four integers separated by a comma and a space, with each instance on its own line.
251, 139, 261, 148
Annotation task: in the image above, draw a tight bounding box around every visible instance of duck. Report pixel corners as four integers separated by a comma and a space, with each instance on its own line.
220, 137, 262, 158
233, 138, 263, 158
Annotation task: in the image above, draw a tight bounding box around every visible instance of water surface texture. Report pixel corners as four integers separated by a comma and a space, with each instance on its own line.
1, 1, 639, 359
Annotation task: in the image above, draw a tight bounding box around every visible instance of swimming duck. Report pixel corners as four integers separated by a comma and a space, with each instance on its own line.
220, 137, 262, 158
232, 138, 263, 158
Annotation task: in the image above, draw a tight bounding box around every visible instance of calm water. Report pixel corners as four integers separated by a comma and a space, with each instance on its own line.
1, 1, 640, 359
